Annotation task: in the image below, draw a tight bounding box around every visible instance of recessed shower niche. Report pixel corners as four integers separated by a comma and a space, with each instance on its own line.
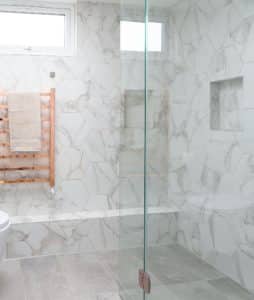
210, 77, 243, 131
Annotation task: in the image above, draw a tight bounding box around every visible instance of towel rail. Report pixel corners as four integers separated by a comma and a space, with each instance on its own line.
0, 153, 48, 159
0, 129, 50, 135
0, 89, 55, 187
0, 140, 49, 147
0, 103, 50, 109
0, 166, 49, 171
0, 91, 51, 97
0, 117, 50, 122
0, 178, 49, 184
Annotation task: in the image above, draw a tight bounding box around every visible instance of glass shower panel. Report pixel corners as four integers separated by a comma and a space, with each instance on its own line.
119, 0, 146, 299
144, 0, 173, 299
145, 0, 254, 299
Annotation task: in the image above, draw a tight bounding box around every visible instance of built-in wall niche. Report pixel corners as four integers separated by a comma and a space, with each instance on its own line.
124, 89, 159, 129
210, 77, 243, 132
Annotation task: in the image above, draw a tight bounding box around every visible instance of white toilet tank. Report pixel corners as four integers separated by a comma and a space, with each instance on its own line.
0, 211, 10, 260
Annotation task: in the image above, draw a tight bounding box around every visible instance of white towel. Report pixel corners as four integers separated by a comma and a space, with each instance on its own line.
7, 93, 41, 152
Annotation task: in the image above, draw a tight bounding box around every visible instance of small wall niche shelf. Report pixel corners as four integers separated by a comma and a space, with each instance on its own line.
0, 89, 55, 187
210, 77, 243, 132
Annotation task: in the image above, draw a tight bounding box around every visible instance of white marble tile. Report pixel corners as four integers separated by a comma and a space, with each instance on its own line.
0, 1, 121, 218
169, 0, 254, 292
21, 255, 80, 300
7, 209, 177, 259
0, 260, 26, 300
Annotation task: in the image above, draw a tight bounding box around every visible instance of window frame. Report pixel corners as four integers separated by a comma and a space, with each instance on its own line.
120, 15, 169, 61
0, 1, 76, 56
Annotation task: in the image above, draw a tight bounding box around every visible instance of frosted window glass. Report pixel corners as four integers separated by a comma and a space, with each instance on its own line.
0, 12, 65, 48
121, 21, 162, 52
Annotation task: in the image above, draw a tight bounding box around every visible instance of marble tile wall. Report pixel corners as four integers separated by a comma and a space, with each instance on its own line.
0, 2, 121, 217
0, 1, 176, 263
7, 212, 177, 259
7, 216, 119, 259
0, 2, 172, 219
176, 202, 254, 293
167, 0, 254, 293
119, 6, 172, 216
119, 89, 169, 209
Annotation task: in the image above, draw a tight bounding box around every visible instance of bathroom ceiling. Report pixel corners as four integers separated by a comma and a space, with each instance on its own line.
80, 0, 179, 6
37, 0, 179, 7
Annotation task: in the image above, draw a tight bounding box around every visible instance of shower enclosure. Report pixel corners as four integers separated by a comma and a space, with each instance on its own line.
0, 0, 254, 299
119, 0, 254, 299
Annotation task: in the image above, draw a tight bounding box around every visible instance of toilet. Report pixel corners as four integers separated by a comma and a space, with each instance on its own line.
0, 211, 10, 260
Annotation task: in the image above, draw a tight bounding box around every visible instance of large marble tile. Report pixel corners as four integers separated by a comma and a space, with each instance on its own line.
96, 292, 122, 300
0, 260, 26, 300
8, 211, 176, 260
21, 255, 78, 300
166, 279, 254, 300
119, 285, 181, 300
119, 288, 143, 300
57, 252, 118, 296
98, 249, 144, 290
2, 248, 254, 300
167, 281, 229, 300
101, 248, 164, 292
146, 279, 254, 300
7, 216, 119, 259
145, 285, 180, 300
208, 277, 254, 300
98, 247, 142, 271
147, 245, 223, 285
169, 0, 254, 292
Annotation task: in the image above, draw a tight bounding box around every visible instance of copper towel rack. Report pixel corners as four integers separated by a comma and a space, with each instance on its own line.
0, 88, 55, 187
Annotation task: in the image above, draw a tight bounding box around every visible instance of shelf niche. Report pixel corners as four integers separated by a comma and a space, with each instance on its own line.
210, 77, 243, 132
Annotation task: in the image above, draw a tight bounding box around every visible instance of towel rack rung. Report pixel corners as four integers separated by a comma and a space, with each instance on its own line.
0, 153, 48, 159
0, 92, 51, 97
0, 140, 49, 147
0, 129, 49, 135
0, 178, 49, 184
0, 103, 49, 109
0, 117, 50, 123
0, 166, 49, 171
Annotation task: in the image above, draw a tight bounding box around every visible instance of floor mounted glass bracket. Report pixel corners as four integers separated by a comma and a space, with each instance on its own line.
138, 269, 151, 294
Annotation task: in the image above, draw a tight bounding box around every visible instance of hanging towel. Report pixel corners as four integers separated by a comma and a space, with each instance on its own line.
7, 93, 41, 152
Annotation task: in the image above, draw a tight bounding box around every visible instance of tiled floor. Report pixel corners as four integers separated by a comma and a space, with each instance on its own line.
0, 245, 253, 300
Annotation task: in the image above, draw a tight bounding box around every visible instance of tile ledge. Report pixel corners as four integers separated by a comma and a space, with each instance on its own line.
10, 206, 179, 225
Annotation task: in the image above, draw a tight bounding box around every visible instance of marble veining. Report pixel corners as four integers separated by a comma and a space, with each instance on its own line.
0, 1, 121, 217
7, 211, 177, 259
2, 0, 254, 297
167, 0, 254, 293
2, 244, 250, 300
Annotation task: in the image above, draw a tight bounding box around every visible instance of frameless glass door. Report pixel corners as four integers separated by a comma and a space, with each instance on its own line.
144, 0, 173, 298
119, 0, 147, 299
